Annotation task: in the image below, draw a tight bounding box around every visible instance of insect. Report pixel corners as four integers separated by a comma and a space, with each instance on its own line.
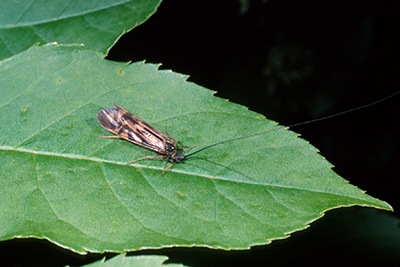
97, 102, 185, 175
97, 92, 398, 176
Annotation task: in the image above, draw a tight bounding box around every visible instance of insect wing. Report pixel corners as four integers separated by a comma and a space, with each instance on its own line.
97, 105, 167, 154
97, 108, 123, 133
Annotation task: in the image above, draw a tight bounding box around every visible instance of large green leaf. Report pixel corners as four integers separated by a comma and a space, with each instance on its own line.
0, 44, 392, 254
0, 0, 161, 60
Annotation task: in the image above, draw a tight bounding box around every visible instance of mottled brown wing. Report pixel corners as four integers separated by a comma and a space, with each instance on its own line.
97, 103, 172, 154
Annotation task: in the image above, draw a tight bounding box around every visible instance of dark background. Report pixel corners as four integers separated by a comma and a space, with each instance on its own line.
2, 0, 399, 266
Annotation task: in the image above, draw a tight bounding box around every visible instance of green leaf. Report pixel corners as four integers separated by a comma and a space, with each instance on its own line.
82, 254, 187, 267
0, 0, 161, 60
0, 44, 392, 254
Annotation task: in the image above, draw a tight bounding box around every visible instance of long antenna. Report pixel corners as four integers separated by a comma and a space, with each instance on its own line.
185, 91, 399, 158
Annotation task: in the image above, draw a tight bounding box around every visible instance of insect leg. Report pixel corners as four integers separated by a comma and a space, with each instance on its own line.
97, 135, 119, 138
164, 125, 194, 150
127, 155, 164, 165
128, 155, 173, 176
163, 125, 177, 142
162, 162, 176, 176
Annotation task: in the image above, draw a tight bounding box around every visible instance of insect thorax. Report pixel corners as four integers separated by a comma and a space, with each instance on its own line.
165, 143, 176, 153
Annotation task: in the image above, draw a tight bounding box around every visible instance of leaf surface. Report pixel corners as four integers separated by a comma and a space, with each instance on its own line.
0, 44, 392, 254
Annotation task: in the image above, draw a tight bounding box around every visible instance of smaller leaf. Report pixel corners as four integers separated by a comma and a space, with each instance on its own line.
82, 254, 187, 267
0, 0, 162, 60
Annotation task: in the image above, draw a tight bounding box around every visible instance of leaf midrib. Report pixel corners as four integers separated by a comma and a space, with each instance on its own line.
1, 145, 368, 201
